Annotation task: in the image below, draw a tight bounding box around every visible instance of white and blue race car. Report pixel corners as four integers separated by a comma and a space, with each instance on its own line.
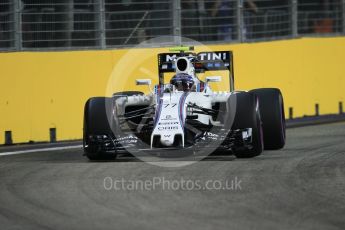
83, 47, 285, 160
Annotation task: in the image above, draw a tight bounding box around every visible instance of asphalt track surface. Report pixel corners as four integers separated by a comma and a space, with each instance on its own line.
0, 122, 345, 230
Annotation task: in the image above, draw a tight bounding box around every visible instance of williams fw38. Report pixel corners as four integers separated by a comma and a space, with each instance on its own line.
83, 47, 285, 160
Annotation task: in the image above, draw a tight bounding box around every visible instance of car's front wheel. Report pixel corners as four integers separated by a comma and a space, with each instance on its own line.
83, 97, 117, 160
250, 88, 286, 150
227, 92, 264, 158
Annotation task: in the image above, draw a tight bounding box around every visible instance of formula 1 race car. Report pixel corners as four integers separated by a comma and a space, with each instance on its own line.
83, 46, 285, 160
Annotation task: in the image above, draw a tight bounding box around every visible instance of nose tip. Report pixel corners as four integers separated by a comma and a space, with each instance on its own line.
161, 138, 174, 147
160, 133, 176, 146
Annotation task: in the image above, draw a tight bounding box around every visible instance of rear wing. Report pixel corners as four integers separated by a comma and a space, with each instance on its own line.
158, 51, 234, 91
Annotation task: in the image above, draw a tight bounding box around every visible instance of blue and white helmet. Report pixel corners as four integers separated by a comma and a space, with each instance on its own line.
170, 73, 195, 92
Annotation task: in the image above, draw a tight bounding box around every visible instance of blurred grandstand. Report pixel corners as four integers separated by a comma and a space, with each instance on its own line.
0, 0, 344, 50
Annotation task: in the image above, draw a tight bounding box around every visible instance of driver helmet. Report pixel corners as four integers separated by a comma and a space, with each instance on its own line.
170, 73, 195, 92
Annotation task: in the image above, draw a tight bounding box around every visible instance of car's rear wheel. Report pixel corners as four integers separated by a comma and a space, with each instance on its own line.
250, 88, 286, 150
227, 92, 264, 158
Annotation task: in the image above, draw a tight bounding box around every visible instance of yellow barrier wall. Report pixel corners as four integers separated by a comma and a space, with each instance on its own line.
1, 37, 344, 144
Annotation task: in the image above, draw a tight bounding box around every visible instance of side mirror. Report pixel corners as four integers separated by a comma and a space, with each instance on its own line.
206, 76, 222, 83
136, 79, 152, 86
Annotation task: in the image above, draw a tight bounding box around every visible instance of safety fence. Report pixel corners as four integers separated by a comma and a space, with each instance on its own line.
0, 0, 344, 50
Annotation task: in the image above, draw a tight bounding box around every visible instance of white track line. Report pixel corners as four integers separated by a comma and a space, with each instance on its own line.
0, 145, 83, 157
